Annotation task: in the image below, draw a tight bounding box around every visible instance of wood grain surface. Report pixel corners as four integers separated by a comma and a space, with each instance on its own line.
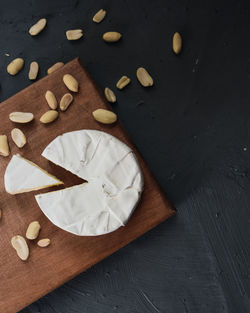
0, 58, 175, 313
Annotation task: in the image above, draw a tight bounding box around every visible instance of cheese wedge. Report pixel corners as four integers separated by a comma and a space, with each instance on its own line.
35, 130, 143, 236
5, 154, 63, 194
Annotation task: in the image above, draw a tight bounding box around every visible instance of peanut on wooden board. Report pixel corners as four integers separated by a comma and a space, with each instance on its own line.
92, 109, 117, 124
173, 32, 182, 54
60, 93, 73, 111
26, 221, 41, 240
29, 18, 47, 36
103, 32, 122, 42
136, 67, 154, 87
40, 110, 58, 124
93, 9, 106, 23
66, 29, 83, 40
47, 62, 64, 74
63, 74, 79, 92
9, 112, 34, 123
0, 135, 10, 157
7, 58, 24, 75
28, 61, 39, 80
11, 235, 29, 261
104, 87, 116, 103
37, 238, 50, 247
0, 208, 2, 220
11, 128, 27, 148
116, 76, 131, 90
45, 90, 58, 109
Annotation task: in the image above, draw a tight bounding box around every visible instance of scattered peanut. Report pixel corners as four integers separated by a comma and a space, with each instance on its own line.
92, 109, 117, 124
11, 235, 29, 261
47, 62, 64, 74
26, 221, 41, 240
103, 32, 122, 42
7, 58, 24, 75
0, 135, 10, 157
29, 18, 47, 36
66, 29, 83, 40
45, 90, 58, 109
60, 93, 73, 111
136, 67, 153, 87
173, 32, 182, 54
28, 61, 39, 80
40, 110, 58, 124
116, 76, 131, 89
93, 9, 106, 23
11, 128, 27, 148
9, 112, 34, 123
63, 74, 79, 92
37, 238, 51, 247
104, 87, 116, 103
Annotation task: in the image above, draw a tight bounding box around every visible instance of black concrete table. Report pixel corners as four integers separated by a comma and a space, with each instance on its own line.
1, 0, 249, 312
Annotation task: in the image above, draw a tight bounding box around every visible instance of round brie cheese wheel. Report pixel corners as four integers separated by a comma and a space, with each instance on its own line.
35, 130, 144, 236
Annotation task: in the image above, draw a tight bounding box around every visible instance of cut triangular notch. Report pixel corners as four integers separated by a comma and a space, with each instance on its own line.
4, 154, 63, 194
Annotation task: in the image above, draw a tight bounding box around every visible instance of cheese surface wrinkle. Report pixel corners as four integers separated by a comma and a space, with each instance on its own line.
36, 130, 144, 236
5, 154, 63, 194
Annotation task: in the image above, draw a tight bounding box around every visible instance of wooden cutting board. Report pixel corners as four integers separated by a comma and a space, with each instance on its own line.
0, 58, 175, 313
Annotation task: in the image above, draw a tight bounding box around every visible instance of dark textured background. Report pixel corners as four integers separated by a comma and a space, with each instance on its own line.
1, 0, 249, 312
